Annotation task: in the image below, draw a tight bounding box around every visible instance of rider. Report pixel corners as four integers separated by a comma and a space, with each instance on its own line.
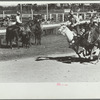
16, 11, 22, 26
67, 10, 80, 35
67, 10, 80, 46
12, 11, 23, 31
87, 15, 99, 44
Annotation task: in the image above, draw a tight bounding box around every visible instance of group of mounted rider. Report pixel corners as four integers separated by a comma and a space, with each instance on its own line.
4, 11, 42, 48
2, 9, 100, 61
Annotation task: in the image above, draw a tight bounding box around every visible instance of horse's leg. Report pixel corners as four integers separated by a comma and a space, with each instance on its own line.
35, 35, 36, 45
16, 35, 19, 49
31, 33, 34, 45
90, 48, 94, 60
36, 36, 39, 45
76, 45, 81, 58
6, 32, 9, 47
6, 38, 9, 47
22, 42, 23, 47
37, 38, 39, 45
29, 33, 31, 46
79, 48, 87, 58
16, 40, 19, 49
72, 45, 81, 58
38, 34, 41, 45
97, 50, 100, 62
10, 39, 12, 49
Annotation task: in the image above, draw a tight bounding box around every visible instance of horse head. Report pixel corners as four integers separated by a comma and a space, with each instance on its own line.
58, 24, 76, 42
58, 24, 68, 36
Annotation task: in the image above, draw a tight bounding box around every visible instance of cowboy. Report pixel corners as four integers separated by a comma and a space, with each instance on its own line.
16, 11, 22, 26
67, 10, 80, 35
10, 11, 23, 36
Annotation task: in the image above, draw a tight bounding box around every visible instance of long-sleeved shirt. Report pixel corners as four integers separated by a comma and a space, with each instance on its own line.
16, 15, 22, 23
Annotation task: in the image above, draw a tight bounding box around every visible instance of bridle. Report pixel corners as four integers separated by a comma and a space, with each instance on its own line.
59, 25, 68, 34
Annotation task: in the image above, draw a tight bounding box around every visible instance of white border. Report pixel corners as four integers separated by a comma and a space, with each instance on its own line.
0, 83, 100, 99
0, 1, 100, 6
0, 1, 100, 99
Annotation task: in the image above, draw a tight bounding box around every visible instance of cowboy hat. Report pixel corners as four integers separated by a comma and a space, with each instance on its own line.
17, 11, 20, 15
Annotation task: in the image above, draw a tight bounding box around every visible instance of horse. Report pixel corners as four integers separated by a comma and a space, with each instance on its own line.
6, 20, 33, 49
87, 24, 100, 62
6, 25, 21, 49
58, 24, 96, 59
29, 19, 42, 45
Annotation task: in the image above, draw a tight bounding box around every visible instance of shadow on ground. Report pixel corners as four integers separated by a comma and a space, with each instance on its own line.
36, 55, 98, 64
0, 45, 21, 49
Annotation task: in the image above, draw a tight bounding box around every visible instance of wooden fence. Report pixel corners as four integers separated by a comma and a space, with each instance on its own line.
0, 11, 99, 23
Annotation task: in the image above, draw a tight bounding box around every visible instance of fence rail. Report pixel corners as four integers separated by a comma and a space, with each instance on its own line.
0, 11, 100, 23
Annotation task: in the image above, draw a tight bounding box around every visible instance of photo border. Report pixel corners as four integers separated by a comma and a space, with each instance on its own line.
0, 0, 100, 99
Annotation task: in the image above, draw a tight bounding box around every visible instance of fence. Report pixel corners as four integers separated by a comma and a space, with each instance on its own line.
1, 11, 100, 23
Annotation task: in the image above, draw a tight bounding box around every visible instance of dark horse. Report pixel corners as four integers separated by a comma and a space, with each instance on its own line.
88, 24, 100, 60
29, 19, 42, 45
20, 21, 32, 48
59, 23, 100, 59
6, 25, 21, 48
73, 23, 100, 61
6, 20, 33, 49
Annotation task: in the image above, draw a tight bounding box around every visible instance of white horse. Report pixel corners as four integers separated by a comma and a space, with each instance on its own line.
58, 24, 100, 60
58, 24, 83, 58
58, 24, 76, 43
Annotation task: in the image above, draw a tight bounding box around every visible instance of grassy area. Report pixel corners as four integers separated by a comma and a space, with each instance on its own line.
0, 34, 73, 61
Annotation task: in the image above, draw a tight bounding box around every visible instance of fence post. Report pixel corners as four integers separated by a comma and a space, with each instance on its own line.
20, 4, 22, 22
56, 13, 58, 22
2, 11, 5, 19
62, 13, 64, 22
47, 4, 48, 20
31, 9, 33, 20
0, 37, 1, 48
44, 15, 47, 21
50, 14, 52, 19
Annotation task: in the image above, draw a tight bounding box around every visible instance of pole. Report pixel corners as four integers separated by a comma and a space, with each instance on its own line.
31, 9, 33, 20
56, 13, 58, 22
20, 4, 22, 22
50, 14, 52, 19
3, 11, 5, 19
47, 4, 48, 20
62, 13, 64, 22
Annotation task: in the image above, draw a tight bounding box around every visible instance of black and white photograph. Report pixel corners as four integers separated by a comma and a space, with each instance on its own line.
0, 0, 100, 99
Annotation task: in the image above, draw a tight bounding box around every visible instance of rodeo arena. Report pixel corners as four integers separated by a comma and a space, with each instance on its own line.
1, 3, 100, 83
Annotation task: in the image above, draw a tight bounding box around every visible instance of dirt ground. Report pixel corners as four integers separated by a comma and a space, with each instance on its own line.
0, 34, 100, 82
0, 52, 100, 82
0, 34, 73, 61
